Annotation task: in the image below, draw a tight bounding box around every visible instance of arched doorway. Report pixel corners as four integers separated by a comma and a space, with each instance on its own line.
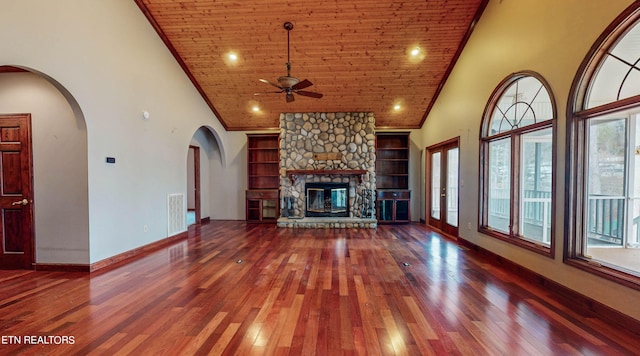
188, 126, 225, 225
0, 66, 89, 269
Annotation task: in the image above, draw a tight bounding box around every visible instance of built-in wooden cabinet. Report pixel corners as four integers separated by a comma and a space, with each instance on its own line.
375, 132, 411, 223
246, 133, 279, 222
246, 190, 279, 222
376, 190, 411, 223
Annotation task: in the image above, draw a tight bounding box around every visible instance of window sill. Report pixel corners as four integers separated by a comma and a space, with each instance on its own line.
479, 227, 554, 258
565, 257, 640, 292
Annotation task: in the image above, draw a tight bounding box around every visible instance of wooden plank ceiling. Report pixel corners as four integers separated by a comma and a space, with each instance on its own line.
135, 0, 487, 131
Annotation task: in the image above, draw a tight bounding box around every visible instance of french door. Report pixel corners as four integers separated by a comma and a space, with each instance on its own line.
427, 137, 459, 236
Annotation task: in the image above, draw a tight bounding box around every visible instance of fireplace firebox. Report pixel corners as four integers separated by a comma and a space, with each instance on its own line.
305, 182, 349, 217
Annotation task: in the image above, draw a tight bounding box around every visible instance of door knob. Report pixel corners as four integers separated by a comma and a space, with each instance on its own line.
11, 199, 28, 206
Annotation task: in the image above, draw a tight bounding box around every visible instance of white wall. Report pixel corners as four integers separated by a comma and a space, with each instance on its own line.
421, 0, 640, 320
195, 129, 248, 221
0, 72, 89, 264
0, 0, 245, 263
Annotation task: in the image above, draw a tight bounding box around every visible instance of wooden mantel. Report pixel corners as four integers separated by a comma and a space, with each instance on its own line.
286, 169, 367, 184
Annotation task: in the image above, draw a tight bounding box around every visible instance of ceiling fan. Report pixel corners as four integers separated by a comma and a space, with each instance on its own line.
254, 22, 323, 103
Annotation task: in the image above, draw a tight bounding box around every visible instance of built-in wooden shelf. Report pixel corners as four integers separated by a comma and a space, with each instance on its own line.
286, 169, 367, 184
375, 132, 411, 223
376, 132, 410, 190
247, 133, 280, 223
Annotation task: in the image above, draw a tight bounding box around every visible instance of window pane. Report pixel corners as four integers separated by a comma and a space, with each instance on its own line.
582, 114, 640, 276
586, 117, 626, 249
588, 118, 626, 197
447, 148, 459, 227
611, 21, 640, 63
488, 138, 511, 233
629, 115, 640, 249
587, 21, 640, 108
520, 128, 552, 245
431, 152, 441, 219
587, 57, 631, 108
620, 69, 640, 100
488, 76, 553, 136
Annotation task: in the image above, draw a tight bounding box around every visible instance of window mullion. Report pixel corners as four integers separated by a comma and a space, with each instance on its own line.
511, 133, 521, 237
626, 114, 637, 248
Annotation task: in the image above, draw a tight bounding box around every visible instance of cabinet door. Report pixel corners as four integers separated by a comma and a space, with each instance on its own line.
395, 200, 410, 222
378, 200, 394, 221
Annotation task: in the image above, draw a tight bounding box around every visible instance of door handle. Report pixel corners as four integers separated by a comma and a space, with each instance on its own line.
11, 199, 28, 206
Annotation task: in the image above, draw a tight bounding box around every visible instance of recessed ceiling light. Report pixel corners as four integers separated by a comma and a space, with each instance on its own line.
248, 100, 262, 114
224, 51, 239, 66
407, 45, 425, 63
393, 104, 402, 111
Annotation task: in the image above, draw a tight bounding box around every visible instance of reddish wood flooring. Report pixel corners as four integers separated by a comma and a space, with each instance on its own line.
1, 221, 640, 355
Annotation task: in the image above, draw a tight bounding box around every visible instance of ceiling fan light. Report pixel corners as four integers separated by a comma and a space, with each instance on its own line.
278, 76, 300, 88
286, 93, 295, 103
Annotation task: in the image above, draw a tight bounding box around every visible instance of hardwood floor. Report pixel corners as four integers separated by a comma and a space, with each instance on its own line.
1, 221, 639, 355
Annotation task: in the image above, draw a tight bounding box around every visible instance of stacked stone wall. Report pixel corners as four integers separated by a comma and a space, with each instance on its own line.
279, 112, 376, 219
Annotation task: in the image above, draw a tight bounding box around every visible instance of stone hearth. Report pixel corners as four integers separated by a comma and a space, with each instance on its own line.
277, 112, 377, 228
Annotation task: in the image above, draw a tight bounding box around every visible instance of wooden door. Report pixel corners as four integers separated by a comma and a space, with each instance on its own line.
0, 114, 34, 269
189, 145, 201, 226
427, 137, 459, 237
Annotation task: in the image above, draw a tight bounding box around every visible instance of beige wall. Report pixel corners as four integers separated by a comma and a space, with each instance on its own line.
420, 0, 639, 321
0, 0, 246, 263
0, 72, 89, 264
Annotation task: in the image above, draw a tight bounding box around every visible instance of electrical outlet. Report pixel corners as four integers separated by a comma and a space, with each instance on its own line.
467, 222, 472, 230
143, 225, 148, 233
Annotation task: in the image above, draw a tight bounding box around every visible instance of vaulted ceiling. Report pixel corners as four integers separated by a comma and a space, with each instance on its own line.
135, 0, 488, 131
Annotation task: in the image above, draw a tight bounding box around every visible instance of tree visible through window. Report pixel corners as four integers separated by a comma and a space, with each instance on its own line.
480, 72, 556, 255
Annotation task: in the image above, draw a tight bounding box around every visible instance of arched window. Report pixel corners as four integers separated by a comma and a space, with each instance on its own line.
567, 3, 640, 288
480, 72, 556, 256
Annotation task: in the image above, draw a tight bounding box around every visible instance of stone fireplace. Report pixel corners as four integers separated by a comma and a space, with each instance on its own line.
277, 112, 377, 228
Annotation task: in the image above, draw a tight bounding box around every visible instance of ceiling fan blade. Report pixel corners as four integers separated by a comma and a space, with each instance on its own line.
295, 90, 323, 99
259, 78, 283, 90
292, 79, 313, 90
253, 91, 284, 95
286, 93, 295, 103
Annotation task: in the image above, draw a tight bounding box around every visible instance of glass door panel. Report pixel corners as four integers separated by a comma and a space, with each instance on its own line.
395, 200, 410, 221
431, 152, 441, 220
378, 200, 394, 221
446, 147, 459, 227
